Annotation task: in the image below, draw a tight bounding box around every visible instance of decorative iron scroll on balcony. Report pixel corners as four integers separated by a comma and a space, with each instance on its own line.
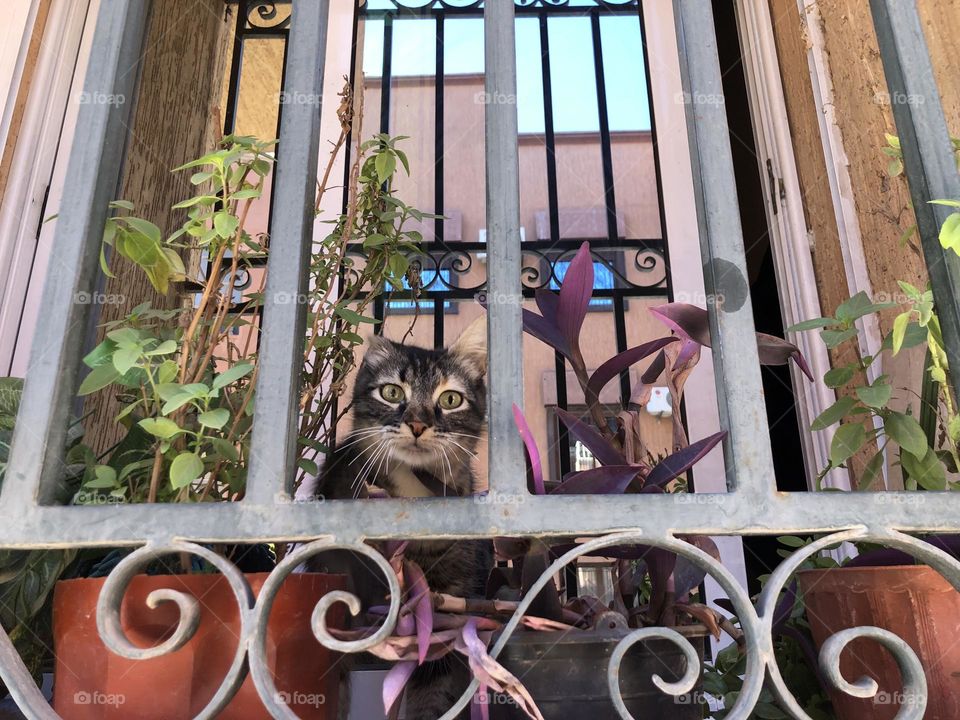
0, 0, 959, 719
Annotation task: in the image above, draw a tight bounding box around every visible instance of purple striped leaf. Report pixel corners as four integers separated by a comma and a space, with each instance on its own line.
586, 337, 678, 399
557, 241, 594, 354
555, 407, 625, 466
646, 431, 726, 488
550, 465, 643, 495
513, 404, 544, 494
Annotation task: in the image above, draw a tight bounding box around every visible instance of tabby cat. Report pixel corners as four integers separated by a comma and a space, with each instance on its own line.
312, 318, 490, 719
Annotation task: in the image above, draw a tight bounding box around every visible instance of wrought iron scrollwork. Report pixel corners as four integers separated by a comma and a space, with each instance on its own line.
0, 528, 957, 718
245, 2, 292, 31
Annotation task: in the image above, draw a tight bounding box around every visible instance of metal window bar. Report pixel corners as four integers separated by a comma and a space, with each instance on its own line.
0, 1, 959, 718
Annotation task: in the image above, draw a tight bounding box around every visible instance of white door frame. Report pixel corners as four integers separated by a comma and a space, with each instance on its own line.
733, 0, 852, 492
0, 0, 94, 375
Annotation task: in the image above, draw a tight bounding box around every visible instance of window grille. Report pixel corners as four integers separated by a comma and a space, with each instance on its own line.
0, 1, 958, 718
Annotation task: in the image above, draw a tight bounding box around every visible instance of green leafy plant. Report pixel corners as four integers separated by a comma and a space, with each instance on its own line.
76, 87, 427, 505
790, 289, 956, 490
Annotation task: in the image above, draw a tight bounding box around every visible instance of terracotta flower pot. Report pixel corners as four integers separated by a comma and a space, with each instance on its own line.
798, 565, 960, 720
52, 572, 347, 719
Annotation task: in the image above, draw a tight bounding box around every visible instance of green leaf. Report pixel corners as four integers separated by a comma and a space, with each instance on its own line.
172, 195, 219, 210
820, 327, 858, 349
939, 211, 960, 253
858, 451, 885, 490
112, 346, 141, 375
197, 409, 229, 430
787, 318, 834, 332
855, 383, 892, 409
900, 447, 946, 490
778, 536, 807, 548
298, 458, 319, 476
335, 306, 379, 325
156, 360, 179, 384
214, 211, 240, 239
161, 393, 197, 415
375, 151, 396, 183
949, 415, 960, 444
231, 188, 261, 200
170, 452, 204, 489
811, 396, 857, 431
85, 465, 118, 489
823, 366, 855, 388
146, 340, 178, 356
210, 438, 240, 462
930, 199, 960, 209
122, 217, 162, 246
892, 312, 909, 354
190, 171, 213, 185
884, 412, 928, 457
836, 291, 896, 322
830, 422, 867, 466
363, 233, 388, 248
110, 199, 135, 210
388, 253, 409, 279
138, 417, 183, 440
212, 362, 254, 390
77, 364, 121, 395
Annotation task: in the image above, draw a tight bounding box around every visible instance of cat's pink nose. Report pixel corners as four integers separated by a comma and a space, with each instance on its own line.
408, 422, 427, 437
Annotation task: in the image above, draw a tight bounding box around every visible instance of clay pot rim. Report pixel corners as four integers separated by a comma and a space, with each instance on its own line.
54, 571, 344, 593
797, 563, 932, 577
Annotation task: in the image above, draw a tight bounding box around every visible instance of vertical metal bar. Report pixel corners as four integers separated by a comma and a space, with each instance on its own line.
1, 1, 150, 509
484, 0, 526, 495
223, 0, 248, 136
538, 14, 560, 246
372, 14, 393, 335
672, 0, 775, 495
434, 14, 445, 248
590, 11, 619, 246
636, 5, 674, 301
869, 0, 960, 388
613, 295, 630, 405
434, 14, 446, 351
245, 0, 329, 504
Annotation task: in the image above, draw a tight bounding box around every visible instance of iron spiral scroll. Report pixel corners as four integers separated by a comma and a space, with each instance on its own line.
0, 528, 956, 718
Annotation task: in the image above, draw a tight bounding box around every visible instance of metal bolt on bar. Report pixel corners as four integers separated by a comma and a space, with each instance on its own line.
672, 0, 777, 497
245, 0, 330, 504
0, 0, 150, 510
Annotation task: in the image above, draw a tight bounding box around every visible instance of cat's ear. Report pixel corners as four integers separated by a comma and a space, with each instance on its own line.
450, 316, 487, 374
362, 334, 395, 365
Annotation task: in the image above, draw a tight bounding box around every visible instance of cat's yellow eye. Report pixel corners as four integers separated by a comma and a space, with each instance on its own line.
438, 390, 464, 410
380, 384, 405, 403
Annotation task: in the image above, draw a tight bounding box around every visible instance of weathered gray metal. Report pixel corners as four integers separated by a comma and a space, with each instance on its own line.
483, 0, 526, 496
0, 0, 958, 719
0, 0, 149, 509
870, 0, 960, 396
245, 0, 330, 504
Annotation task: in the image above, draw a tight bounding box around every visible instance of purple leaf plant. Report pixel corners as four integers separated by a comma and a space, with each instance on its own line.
333, 241, 811, 719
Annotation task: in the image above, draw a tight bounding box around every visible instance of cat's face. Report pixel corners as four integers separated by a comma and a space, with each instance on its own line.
349, 318, 487, 472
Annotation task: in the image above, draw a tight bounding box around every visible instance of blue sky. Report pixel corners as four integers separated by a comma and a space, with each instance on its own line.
361, 13, 651, 134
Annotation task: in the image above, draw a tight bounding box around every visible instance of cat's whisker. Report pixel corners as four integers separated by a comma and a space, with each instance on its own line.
337, 428, 387, 451
444, 438, 477, 459
353, 439, 388, 486
357, 440, 392, 488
